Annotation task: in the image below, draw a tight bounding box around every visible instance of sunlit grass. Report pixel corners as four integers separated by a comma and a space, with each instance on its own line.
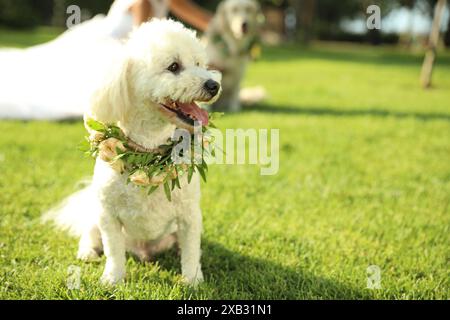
0, 27, 63, 48
0, 29, 449, 299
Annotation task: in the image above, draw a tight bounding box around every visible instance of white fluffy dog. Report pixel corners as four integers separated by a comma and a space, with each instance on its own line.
205, 0, 263, 112
46, 19, 221, 286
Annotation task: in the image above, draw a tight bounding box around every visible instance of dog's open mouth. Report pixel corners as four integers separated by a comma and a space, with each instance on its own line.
159, 100, 209, 129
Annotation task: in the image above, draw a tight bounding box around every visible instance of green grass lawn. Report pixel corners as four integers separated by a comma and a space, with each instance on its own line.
0, 29, 449, 299
0, 27, 63, 48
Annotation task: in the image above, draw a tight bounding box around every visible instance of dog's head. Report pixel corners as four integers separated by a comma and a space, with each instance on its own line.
215, 0, 263, 40
89, 19, 221, 133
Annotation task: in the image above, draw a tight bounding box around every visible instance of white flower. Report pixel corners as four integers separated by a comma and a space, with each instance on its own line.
89, 131, 105, 142
130, 170, 151, 186
149, 171, 167, 186
166, 166, 178, 179
98, 138, 126, 163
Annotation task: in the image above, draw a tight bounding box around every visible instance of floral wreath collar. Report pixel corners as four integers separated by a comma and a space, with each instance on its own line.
80, 114, 222, 201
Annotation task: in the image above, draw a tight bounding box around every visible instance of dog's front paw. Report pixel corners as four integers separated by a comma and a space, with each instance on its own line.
100, 269, 125, 286
183, 269, 204, 287
77, 248, 100, 262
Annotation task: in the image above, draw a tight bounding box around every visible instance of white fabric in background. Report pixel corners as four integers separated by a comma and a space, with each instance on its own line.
0, 0, 169, 120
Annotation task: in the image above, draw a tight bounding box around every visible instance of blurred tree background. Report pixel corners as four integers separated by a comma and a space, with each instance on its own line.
0, 0, 448, 47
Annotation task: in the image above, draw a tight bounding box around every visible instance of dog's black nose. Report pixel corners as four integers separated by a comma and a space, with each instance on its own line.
242, 22, 248, 34
204, 79, 220, 96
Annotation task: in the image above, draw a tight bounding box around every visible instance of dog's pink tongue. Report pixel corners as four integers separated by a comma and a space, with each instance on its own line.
177, 102, 209, 126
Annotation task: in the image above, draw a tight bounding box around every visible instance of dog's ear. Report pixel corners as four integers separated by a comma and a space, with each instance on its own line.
211, 1, 228, 33
88, 56, 132, 124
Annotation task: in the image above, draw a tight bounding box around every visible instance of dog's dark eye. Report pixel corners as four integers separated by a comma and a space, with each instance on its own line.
196, 62, 200, 66
168, 62, 180, 73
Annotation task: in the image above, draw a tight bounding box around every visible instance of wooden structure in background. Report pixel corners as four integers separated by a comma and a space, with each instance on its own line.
420, 0, 447, 89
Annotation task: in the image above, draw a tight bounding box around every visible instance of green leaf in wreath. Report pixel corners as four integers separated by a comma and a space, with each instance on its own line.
209, 112, 224, 121
163, 182, 172, 201
86, 118, 106, 132
147, 185, 158, 195
208, 122, 217, 129
187, 166, 194, 183
77, 138, 91, 152
196, 165, 207, 182
175, 175, 181, 189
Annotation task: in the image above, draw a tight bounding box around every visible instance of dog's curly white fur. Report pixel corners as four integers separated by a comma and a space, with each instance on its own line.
45, 19, 221, 286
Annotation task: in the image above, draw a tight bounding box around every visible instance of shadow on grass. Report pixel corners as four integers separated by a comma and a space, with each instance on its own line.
243, 103, 450, 122
155, 240, 372, 299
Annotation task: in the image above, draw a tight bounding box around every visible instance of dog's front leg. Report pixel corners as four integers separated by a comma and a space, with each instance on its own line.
177, 210, 203, 286
77, 224, 102, 261
228, 71, 244, 112
99, 214, 126, 285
